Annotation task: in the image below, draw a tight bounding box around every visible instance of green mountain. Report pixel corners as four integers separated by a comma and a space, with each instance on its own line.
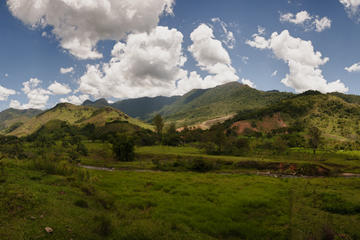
82, 98, 110, 108
0, 108, 43, 134
156, 82, 293, 126
8, 103, 152, 137
111, 96, 180, 120
227, 91, 360, 142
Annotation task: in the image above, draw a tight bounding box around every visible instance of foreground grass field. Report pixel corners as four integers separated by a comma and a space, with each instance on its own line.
1, 159, 360, 239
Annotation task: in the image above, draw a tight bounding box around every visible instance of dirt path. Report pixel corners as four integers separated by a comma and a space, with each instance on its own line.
79, 165, 360, 178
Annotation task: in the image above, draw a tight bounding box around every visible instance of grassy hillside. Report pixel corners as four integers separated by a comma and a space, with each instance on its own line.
157, 82, 293, 126
228, 91, 360, 142
8, 103, 152, 137
0, 108, 43, 134
112, 96, 180, 120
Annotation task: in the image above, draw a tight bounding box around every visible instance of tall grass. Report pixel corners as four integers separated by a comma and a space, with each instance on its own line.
29, 157, 91, 182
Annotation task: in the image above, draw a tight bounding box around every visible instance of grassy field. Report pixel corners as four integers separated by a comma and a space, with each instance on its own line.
3, 144, 360, 239
1, 158, 360, 239
81, 144, 360, 175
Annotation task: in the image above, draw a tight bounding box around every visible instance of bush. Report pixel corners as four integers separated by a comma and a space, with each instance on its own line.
201, 142, 220, 155
111, 134, 135, 162
188, 158, 215, 172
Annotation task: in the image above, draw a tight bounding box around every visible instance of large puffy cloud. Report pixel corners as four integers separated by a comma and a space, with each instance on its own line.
7, 0, 174, 59
280, 11, 331, 32
77, 24, 239, 99
11, 78, 52, 109
247, 30, 348, 93
186, 24, 238, 85
48, 81, 72, 95
78, 26, 187, 98
189, 24, 231, 67
340, 0, 360, 21
345, 62, 360, 72
0, 85, 16, 101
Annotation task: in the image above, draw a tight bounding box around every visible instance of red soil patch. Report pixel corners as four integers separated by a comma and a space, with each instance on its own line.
231, 113, 287, 134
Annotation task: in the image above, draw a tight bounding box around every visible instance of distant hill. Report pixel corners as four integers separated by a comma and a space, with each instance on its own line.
0, 108, 43, 134
111, 96, 180, 120
8, 103, 152, 137
82, 98, 110, 108
156, 82, 293, 126
226, 91, 360, 142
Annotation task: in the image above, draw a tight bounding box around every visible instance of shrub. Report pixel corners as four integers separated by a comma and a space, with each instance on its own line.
188, 158, 215, 172
201, 142, 220, 155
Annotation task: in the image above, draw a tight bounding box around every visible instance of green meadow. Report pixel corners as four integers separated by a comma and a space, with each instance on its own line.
2, 145, 360, 239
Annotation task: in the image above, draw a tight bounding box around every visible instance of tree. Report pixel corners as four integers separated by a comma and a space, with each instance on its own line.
162, 123, 180, 146
112, 134, 135, 162
309, 127, 322, 155
153, 114, 164, 140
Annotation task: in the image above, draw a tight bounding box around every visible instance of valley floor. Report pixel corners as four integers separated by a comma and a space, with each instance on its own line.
2, 146, 360, 239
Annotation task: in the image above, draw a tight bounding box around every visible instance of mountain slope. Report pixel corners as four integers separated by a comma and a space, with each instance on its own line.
111, 96, 180, 120
227, 91, 360, 141
8, 103, 152, 137
0, 108, 43, 133
157, 82, 293, 126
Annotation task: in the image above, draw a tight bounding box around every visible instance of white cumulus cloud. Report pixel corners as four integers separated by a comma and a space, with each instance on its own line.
60, 94, 89, 105
280, 11, 312, 24
78, 26, 187, 98
315, 17, 332, 32
6, 0, 174, 59
12, 78, 52, 109
48, 81, 72, 95
345, 62, 360, 72
77, 24, 239, 99
241, 78, 256, 88
280, 11, 331, 32
247, 29, 348, 93
181, 24, 239, 93
60, 67, 74, 74
0, 85, 16, 101
246, 26, 270, 49
340, 0, 360, 21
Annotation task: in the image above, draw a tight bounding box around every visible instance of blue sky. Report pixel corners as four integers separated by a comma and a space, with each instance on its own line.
0, 0, 360, 110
